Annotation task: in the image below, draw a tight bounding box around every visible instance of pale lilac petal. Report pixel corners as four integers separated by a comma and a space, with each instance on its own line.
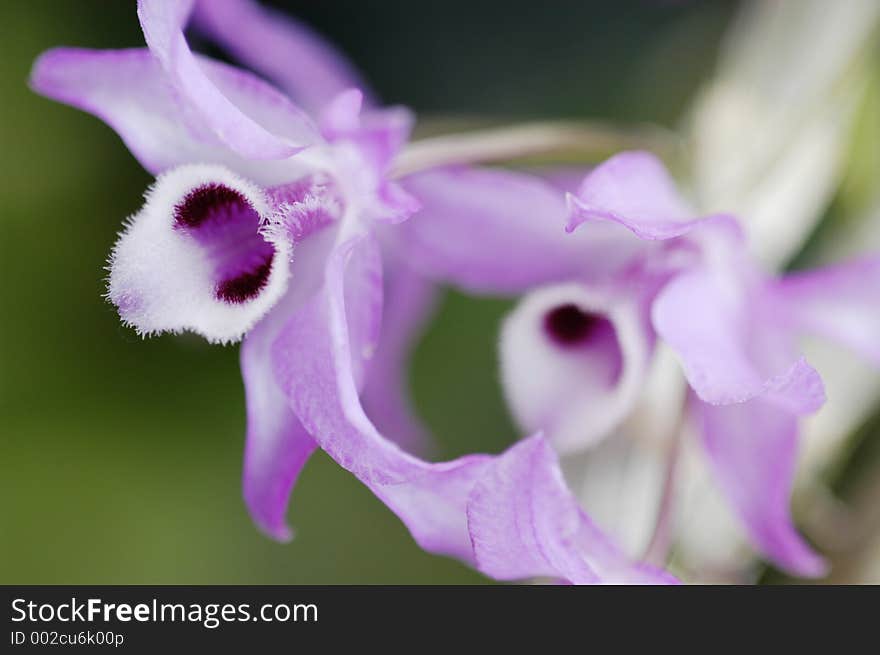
271, 236, 492, 562
467, 435, 678, 584
322, 91, 418, 224
137, 0, 310, 159
238, 226, 338, 540
192, 0, 374, 114
396, 167, 645, 295
360, 255, 437, 455
31, 48, 317, 183
107, 164, 291, 343
776, 255, 880, 365
652, 266, 825, 414
698, 398, 827, 577
320, 88, 365, 139
563, 150, 744, 246
321, 91, 413, 170
499, 281, 654, 454
241, 315, 316, 542
566, 151, 712, 238
533, 165, 594, 194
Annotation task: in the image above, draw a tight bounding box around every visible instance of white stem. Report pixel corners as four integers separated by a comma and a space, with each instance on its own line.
642, 411, 685, 567
391, 121, 678, 178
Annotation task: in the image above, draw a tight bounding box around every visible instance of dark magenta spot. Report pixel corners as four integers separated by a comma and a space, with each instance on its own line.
174, 183, 254, 229
543, 304, 603, 346
216, 253, 275, 304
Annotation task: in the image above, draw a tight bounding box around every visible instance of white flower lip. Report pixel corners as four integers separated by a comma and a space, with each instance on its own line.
500, 283, 652, 454
107, 164, 292, 344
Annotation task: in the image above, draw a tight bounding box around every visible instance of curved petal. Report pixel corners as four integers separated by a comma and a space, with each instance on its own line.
652, 266, 825, 414
360, 254, 437, 455
241, 318, 317, 542
396, 167, 645, 295
566, 151, 718, 238
320, 91, 412, 164
320, 90, 419, 225
698, 398, 826, 577
270, 235, 492, 562
777, 255, 880, 365
192, 0, 374, 114
30, 48, 318, 184
239, 226, 337, 540
108, 164, 291, 343
137, 0, 311, 159
467, 435, 677, 584
265, 233, 672, 579
499, 281, 654, 454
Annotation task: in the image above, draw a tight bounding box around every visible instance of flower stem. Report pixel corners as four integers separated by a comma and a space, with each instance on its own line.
391, 121, 680, 178
642, 410, 686, 567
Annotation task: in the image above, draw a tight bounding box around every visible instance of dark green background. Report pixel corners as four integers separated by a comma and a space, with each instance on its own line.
1, 1, 735, 583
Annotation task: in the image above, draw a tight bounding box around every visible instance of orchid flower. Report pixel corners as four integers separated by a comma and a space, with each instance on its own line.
31, 0, 673, 584
394, 151, 880, 579
631, 0, 880, 578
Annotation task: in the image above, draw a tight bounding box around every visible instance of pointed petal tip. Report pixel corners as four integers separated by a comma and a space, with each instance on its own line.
252, 516, 295, 543
759, 520, 828, 579
29, 47, 101, 98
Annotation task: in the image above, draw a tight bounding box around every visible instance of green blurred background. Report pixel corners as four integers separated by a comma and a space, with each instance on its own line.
0, 1, 739, 583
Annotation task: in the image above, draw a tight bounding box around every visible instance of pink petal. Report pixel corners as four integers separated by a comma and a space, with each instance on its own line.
653, 265, 825, 414
192, 0, 374, 114
698, 397, 827, 577
360, 254, 438, 456
137, 0, 312, 159
396, 167, 645, 295
467, 435, 678, 584
270, 236, 492, 562
238, 226, 337, 540
777, 255, 880, 365
31, 47, 318, 183
566, 151, 719, 238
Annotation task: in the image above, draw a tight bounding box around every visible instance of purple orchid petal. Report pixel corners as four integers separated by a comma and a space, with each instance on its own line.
241, 315, 317, 542
320, 91, 413, 166
321, 90, 419, 225
137, 0, 312, 160
776, 255, 880, 365
192, 0, 374, 114
467, 435, 678, 584
271, 235, 493, 562
499, 281, 654, 454
698, 397, 827, 577
267, 240, 672, 581
360, 254, 438, 456
319, 88, 365, 139
652, 265, 826, 414
30, 48, 318, 183
396, 167, 645, 295
565, 151, 719, 238
533, 165, 595, 194
240, 223, 339, 540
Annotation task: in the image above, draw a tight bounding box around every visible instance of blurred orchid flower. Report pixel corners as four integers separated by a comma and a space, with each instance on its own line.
671, 0, 880, 578
506, 0, 880, 581
30, 0, 672, 584
398, 151, 880, 578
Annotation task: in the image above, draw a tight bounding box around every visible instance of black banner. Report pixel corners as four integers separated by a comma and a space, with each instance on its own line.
1, 585, 874, 650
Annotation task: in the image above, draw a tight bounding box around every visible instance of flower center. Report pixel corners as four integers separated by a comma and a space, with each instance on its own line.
544, 304, 605, 346
174, 183, 276, 304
